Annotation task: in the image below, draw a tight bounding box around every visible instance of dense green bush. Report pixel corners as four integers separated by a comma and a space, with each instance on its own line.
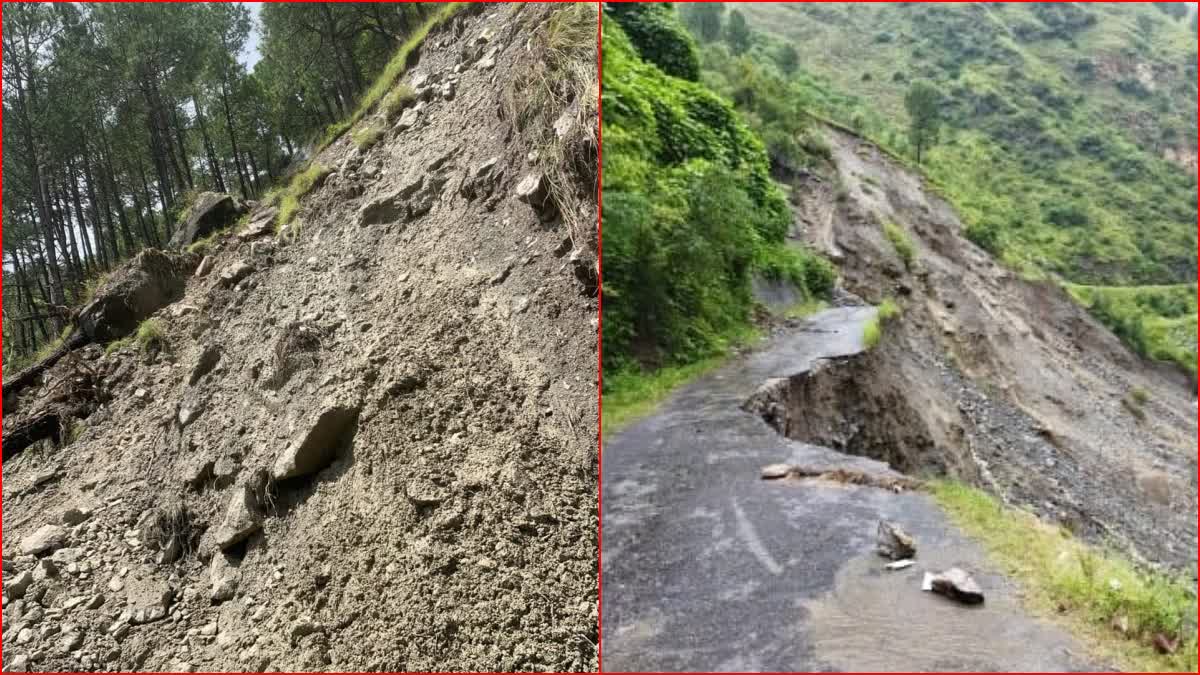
605, 3, 700, 81
602, 14, 834, 374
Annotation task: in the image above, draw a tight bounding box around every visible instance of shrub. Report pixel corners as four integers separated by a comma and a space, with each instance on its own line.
606, 3, 701, 81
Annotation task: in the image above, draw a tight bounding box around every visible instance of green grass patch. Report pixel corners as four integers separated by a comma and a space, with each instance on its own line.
104, 336, 132, 356
603, 325, 762, 437
351, 123, 385, 152
883, 220, 916, 270
135, 318, 166, 353
931, 480, 1198, 672
862, 298, 900, 349
275, 162, 331, 238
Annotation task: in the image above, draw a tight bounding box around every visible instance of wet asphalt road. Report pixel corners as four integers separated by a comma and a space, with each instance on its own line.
601, 307, 1100, 672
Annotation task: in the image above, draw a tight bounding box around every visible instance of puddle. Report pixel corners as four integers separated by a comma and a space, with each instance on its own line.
803, 551, 1090, 672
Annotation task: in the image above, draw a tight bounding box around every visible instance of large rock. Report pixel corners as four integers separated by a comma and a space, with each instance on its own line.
209, 554, 239, 603
168, 192, 245, 249
212, 483, 262, 551
875, 520, 916, 560
77, 250, 189, 343
20, 525, 68, 557
272, 403, 361, 480
924, 567, 985, 605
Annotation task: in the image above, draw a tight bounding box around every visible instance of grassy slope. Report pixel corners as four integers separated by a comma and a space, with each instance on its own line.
734, 2, 1198, 372
933, 481, 1198, 673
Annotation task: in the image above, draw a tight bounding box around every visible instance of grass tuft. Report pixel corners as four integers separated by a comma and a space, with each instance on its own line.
883, 220, 916, 270
135, 318, 166, 353
863, 298, 900, 349
275, 163, 331, 239
352, 123, 385, 152
932, 480, 1198, 672
382, 85, 417, 121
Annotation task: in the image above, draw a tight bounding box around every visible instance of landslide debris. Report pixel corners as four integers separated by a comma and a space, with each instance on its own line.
2, 4, 598, 672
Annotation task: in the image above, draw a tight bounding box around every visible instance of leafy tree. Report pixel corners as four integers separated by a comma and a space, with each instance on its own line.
904, 80, 943, 164
1, 2, 442, 370
605, 3, 700, 81
726, 10, 753, 56
775, 43, 800, 75
681, 2, 725, 42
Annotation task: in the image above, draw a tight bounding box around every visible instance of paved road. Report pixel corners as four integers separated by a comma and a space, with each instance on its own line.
601, 307, 1100, 672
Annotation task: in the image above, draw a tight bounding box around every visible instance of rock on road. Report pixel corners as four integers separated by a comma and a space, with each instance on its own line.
601, 306, 1100, 672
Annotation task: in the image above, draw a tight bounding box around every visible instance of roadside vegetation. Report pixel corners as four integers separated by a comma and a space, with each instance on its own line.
602, 4, 836, 424
862, 298, 900, 349
932, 481, 1198, 672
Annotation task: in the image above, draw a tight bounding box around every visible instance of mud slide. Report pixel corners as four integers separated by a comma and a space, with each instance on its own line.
601, 306, 1099, 672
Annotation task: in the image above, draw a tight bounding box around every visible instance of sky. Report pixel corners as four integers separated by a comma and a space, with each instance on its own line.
239, 2, 263, 70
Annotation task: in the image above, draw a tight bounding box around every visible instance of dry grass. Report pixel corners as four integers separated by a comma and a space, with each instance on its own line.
145, 501, 196, 560
382, 85, 417, 121
501, 2, 598, 263
352, 123, 386, 151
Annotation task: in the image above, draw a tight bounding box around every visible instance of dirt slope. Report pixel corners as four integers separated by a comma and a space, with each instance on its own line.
787, 127, 1197, 573
1, 4, 598, 672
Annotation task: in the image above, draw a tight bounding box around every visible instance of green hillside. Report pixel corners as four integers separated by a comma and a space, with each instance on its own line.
679, 2, 1197, 372
601, 4, 833, 377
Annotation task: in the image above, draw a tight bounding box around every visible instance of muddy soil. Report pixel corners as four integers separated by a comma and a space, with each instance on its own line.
1, 4, 598, 672
785, 128, 1198, 573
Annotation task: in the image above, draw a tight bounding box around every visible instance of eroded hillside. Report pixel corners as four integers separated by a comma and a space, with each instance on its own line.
784, 125, 1197, 573
1, 4, 598, 672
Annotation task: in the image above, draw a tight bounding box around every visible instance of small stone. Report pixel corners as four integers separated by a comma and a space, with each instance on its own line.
130, 606, 167, 625
199, 622, 218, 637
272, 403, 361, 481
61, 508, 91, 526
109, 623, 130, 641
210, 554, 239, 603
8, 655, 29, 672
59, 631, 84, 653
108, 576, 125, 593
32, 559, 57, 582
5, 571, 33, 599
513, 297, 531, 315
876, 521, 916, 560
290, 617, 323, 643
926, 567, 985, 605
213, 483, 262, 551
17, 628, 35, 645
86, 595, 105, 610
396, 107, 421, 131
20, 525, 68, 556
194, 255, 216, 278
760, 464, 793, 480
515, 173, 550, 208
217, 261, 254, 288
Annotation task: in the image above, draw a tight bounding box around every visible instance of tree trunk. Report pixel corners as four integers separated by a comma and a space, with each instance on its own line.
194, 93, 226, 193
219, 79, 250, 199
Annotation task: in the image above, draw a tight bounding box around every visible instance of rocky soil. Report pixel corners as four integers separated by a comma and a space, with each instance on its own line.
2, 4, 598, 672
781, 127, 1198, 574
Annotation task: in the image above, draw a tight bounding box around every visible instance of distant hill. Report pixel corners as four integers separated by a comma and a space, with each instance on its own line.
712, 2, 1197, 287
